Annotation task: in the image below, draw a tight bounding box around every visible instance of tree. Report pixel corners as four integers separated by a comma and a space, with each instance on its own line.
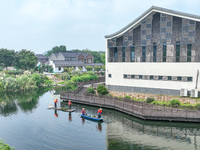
101, 54, 105, 65
0, 48, 15, 69
14, 49, 37, 70
46, 45, 67, 57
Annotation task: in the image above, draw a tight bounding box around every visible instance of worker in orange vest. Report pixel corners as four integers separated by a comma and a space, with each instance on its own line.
54, 99, 58, 108
68, 100, 72, 109
81, 108, 86, 116
97, 108, 102, 118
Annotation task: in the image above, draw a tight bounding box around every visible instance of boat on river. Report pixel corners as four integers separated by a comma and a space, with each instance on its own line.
81, 114, 103, 122
48, 105, 75, 112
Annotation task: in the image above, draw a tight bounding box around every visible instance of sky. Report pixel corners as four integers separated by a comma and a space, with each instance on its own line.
0, 0, 200, 54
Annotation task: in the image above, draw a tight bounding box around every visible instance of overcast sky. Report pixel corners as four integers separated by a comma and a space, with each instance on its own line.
0, 0, 200, 54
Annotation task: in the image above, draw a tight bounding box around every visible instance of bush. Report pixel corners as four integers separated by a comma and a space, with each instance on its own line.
87, 87, 95, 94
97, 84, 109, 95
0, 140, 15, 150
195, 103, 200, 110
94, 66, 101, 72
170, 99, 180, 106
86, 66, 93, 71
87, 71, 95, 75
146, 97, 155, 103
124, 95, 131, 100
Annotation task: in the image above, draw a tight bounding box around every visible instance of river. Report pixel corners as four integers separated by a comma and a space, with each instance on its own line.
0, 90, 200, 150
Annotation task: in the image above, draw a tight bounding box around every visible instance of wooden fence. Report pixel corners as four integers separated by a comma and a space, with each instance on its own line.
60, 92, 200, 122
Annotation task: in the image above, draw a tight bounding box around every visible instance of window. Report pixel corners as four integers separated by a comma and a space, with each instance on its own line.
131, 75, 135, 79
167, 22, 171, 26
114, 48, 117, 58
124, 74, 127, 78
139, 75, 143, 79
187, 44, 192, 62
142, 46, 146, 62
150, 75, 154, 80
187, 77, 193, 82
108, 74, 112, 78
163, 45, 167, 62
58, 67, 61, 71
146, 24, 151, 28
153, 43, 157, 62
122, 47, 125, 62
168, 76, 172, 80
177, 76, 182, 81
158, 76, 163, 80
176, 42, 180, 62
130, 46, 135, 62
84, 59, 86, 63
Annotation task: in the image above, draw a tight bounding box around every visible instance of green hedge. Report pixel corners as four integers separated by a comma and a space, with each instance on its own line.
71, 74, 98, 83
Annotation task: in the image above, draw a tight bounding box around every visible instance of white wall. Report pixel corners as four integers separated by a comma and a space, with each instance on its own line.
106, 62, 200, 91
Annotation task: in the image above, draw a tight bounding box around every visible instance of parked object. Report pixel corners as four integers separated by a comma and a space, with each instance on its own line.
81, 114, 103, 122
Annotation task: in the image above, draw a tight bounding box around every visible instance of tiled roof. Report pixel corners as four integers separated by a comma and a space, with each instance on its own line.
84, 63, 103, 66
36, 54, 48, 58
60, 52, 80, 57
52, 60, 84, 66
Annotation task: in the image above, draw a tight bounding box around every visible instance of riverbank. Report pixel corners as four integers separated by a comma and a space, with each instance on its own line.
60, 91, 200, 122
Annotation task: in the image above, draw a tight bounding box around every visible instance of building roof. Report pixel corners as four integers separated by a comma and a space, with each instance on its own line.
60, 52, 80, 58
52, 60, 84, 67
105, 6, 200, 39
52, 53, 59, 57
84, 63, 103, 66
36, 54, 48, 58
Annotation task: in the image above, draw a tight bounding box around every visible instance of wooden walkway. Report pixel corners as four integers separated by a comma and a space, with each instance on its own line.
60, 92, 200, 123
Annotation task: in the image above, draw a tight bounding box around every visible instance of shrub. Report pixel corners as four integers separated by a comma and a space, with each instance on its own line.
124, 95, 131, 100
0, 140, 15, 150
97, 84, 109, 95
87, 71, 95, 75
86, 66, 93, 71
87, 87, 95, 94
146, 97, 155, 103
94, 66, 101, 72
195, 103, 200, 110
170, 99, 180, 106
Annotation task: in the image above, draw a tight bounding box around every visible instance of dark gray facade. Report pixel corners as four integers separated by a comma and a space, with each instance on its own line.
107, 10, 200, 63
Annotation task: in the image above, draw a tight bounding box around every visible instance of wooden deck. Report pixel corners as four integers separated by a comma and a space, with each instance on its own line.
60, 92, 200, 122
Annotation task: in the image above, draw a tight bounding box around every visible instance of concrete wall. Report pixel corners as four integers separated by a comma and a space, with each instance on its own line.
106, 62, 200, 92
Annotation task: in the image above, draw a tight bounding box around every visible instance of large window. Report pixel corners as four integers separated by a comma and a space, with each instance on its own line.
122, 47, 125, 62
130, 46, 135, 62
142, 46, 146, 62
153, 43, 157, 62
163, 45, 167, 62
114, 48, 117, 58
187, 44, 192, 62
176, 42, 180, 62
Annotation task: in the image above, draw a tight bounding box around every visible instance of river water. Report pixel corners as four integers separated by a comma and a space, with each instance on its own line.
0, 90, 200, 150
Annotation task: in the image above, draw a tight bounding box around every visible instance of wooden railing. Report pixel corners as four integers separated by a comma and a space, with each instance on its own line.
60, 92, 200, 122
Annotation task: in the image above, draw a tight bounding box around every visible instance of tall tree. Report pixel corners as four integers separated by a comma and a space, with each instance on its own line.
0, 48, 15, 69
14, 49, 37, 70
46, 45, 67, 56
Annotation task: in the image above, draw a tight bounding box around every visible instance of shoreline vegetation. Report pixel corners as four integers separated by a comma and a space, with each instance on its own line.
0, 69, 103, 94
0, 140, 15, 150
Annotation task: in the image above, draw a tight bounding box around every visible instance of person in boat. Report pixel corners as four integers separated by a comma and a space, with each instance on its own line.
68, 100, 72, 109
97, 108, 102, 118
54, 99, 58, 108
81, 108, 86, 116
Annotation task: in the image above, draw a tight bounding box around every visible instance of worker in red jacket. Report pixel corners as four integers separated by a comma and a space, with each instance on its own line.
68, 100, 72, 109
81, 108, 86, 116
97, 108, 102, 118
54, 99, 57, 108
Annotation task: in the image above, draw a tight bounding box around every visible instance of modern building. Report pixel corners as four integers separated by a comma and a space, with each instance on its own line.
105, 6, 200, 96
49, 52, 103, 73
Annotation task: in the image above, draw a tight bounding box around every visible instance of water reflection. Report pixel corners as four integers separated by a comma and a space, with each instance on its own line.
69, 112, 72, 121
0, 87, 51, 116
63, 102, 200, 150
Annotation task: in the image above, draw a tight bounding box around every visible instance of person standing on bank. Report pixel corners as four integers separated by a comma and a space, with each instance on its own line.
97, 108, 102, 118
54, 99, 58, 108
68, 100, 72, 109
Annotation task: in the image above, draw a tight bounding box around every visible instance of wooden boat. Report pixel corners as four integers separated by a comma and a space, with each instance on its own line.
47, 105, 75, 112
81, 114, 103, 122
